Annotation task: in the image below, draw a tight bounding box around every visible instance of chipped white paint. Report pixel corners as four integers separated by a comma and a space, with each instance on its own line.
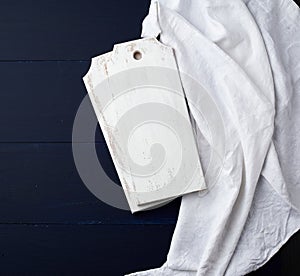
83, 37, 206, 213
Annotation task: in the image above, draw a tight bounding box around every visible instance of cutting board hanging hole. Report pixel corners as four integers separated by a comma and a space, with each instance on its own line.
133, 50, 142, 60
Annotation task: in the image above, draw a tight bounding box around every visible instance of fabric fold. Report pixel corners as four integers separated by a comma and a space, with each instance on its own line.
126, 0, 300, 275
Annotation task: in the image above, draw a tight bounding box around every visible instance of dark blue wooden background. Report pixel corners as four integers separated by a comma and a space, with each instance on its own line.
0, 0, 299, 275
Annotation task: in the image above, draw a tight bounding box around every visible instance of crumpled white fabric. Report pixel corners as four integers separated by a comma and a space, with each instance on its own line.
126, 0, 300, 275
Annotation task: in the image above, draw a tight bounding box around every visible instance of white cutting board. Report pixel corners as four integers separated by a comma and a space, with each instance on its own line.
83, 37, 206, 213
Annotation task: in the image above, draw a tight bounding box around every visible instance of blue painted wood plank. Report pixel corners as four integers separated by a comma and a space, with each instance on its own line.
0, 142, 180, 224
0, 61, 104, 142
0, 224, 174, 275
0, 0, 149, 60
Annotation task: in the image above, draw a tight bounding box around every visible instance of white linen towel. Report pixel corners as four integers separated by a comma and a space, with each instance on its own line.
126, 0, 300, 275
